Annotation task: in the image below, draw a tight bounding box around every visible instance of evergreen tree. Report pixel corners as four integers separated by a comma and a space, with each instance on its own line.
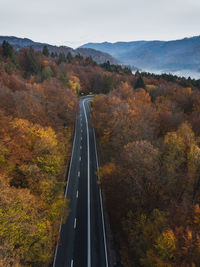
2, 40, 14, 58
67, 52, 72, 63
135, 70, 140, 76
58, 53, 66, 64
42, 45, 49, 57
2, 40, 19, 68
135, 76, 145, 89
25, 47, 41, 75
101, 74, 114, 93
105, 61, 111, 71
124, 66, 132, 75
75, 53, 83, 60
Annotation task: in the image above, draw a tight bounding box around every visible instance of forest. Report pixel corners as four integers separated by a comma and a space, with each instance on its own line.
1, 40, 200, 266
0, 41, 134, 266
91, 73, 200, 266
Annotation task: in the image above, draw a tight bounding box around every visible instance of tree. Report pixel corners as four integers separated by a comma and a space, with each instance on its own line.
41, 66, 52, 81
135, 75, 145, 89
67, 52, 72, 63
0, 174, 68, 266
162, 122, 197, 202
101, 74, 114, 93
2, 40, 13, 58
1, 41, 19, 67
58, 53, 66, 64
51, 52, 55, 58
42, 45, 49, 57
25, 47, 41, 75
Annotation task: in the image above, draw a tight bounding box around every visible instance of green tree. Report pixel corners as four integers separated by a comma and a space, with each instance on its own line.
67, 52, 73, 63
59, 72, 69, 87
58, 53, 66, 64
2, 40, 13, 58
51, 52, 55, 58
101, 74, 114, 93
135, 76, 145, 89
41, 66, 53, 81
42, 45, 49, 57
25, 47, 41, 75
2, 40, 19, 67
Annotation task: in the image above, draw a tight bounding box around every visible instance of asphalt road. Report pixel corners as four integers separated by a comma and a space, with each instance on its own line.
53, 97, 108, 267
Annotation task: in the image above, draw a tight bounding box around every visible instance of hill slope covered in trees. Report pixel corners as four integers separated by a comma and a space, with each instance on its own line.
0, 40, 134, 266
1, 39, 200, 266
91, 73, 200, 266
0, 36, 119, 65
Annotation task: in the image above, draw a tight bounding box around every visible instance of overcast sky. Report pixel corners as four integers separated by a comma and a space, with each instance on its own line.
0, 0, 200, 48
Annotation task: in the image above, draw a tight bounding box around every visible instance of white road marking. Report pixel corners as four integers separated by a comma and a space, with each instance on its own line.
64, 123, 77, 198
93, 129, 109, 267
74, 218, 77, 229
53, 120, 77, 267
83, 99, 91, 267
81, 137, 82, 141
78, 171, 80, 177
71, 259, 74, 267
79, 156, 81, 161
80, 145, 82, 149
59, 223, 62, 233
76, 190, 79, 198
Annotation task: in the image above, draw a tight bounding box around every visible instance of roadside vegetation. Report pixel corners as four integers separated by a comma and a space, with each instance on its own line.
2, 40, 200, 266
91, 74, 200, 266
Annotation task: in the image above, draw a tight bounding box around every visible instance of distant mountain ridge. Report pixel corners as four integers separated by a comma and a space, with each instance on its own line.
80, 36, 200, 78
0, 36, 119, 65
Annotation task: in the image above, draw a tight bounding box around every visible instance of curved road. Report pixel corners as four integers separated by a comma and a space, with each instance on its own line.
53, 97, 109, 267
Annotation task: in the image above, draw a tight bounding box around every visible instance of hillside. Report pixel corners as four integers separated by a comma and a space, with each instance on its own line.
0, 36, 119, 65
1, 39, 200, 266
80, 36, 200, 77
92, 76, 200, 267
0, 40, 134, 266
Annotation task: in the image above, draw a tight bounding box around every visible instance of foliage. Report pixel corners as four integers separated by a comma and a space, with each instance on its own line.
42, 45, 49, 57
3, 40, 200, 266
2, 40, 14, 58
135, 75, 145, 89
91, 79, 200, 266
24, 47, 41, 76
0, 44, 80, 266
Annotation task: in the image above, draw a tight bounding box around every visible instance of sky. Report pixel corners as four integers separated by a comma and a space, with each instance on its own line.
0, 0, 200, 48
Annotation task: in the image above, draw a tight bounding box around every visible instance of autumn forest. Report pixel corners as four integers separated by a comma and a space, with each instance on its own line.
1, 40, 200, 267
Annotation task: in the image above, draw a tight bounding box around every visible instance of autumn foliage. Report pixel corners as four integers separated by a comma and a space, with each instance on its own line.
91, 79, 200, 266
2, 40, 200, 266
0, 40, 136, 266
0, 43, 80, 266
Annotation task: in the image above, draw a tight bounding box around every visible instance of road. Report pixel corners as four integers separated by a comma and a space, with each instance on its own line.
53, 97, 109, 267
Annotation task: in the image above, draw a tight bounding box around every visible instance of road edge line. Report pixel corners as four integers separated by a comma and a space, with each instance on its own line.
93, 128, 109, 267
52, 118, 77, 267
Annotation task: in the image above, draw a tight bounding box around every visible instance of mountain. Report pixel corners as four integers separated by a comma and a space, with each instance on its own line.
80, 36, 200, 78
76, 47, 119, 65
0, 36, 119, 65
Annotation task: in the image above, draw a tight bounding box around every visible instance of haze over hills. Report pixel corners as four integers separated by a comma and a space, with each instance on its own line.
1, 35, 200, 79
0, 36, 119, 65
80, 36, 200, 78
